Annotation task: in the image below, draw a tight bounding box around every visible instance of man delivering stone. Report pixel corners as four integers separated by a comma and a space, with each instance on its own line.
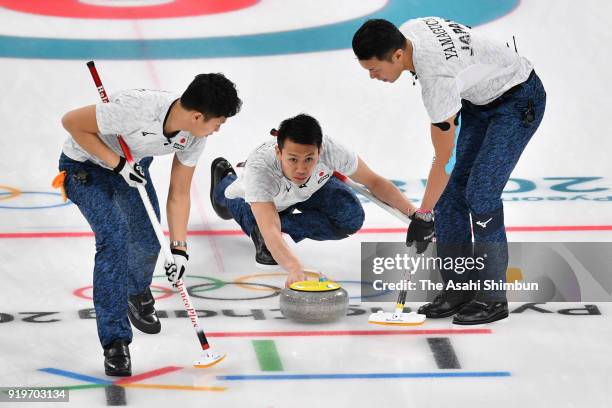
210, 114, 418, 288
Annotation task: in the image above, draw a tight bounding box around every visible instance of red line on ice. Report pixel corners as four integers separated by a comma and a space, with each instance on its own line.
113, 366, 183, 385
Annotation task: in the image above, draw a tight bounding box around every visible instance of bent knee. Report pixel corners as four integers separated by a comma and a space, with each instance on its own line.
333, 203, 365, 237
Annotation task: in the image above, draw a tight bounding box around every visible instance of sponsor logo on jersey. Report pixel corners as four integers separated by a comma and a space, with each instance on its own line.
317, 173, 330, 184
142, 131, 156, 136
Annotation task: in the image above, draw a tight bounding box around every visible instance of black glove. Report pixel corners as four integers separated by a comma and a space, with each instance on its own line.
406, 212, 435, 254
113, 156, 146, 188
164, 248, 188, 284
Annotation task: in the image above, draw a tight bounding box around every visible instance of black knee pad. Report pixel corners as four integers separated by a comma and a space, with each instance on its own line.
471, 206, 504, 236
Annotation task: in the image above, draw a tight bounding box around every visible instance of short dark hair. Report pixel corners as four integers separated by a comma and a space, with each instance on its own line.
181, 73, 242, 119
277, 114, 323, 151
352, 19, 406, 61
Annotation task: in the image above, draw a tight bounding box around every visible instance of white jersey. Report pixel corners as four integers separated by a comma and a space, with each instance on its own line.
400, 17, 534, 123
225, 135, 358, 212
62, 89, 207, 168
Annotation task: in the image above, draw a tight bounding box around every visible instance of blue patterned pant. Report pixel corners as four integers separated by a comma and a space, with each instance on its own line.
59, 153, 160, 348
435, 71, 546, 301
214, 175, 365, 242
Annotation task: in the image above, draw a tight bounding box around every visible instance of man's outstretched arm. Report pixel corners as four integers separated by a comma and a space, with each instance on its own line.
349, 157, 416, 216
250, 202, 306, 287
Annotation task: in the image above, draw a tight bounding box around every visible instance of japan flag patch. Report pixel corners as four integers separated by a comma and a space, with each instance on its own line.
173, 136, 187, 150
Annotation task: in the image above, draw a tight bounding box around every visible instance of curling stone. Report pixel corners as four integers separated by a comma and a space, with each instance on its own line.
280, 279, 349, 323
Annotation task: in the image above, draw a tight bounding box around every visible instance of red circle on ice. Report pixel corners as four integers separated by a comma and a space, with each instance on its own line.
319, 171, 324, 177
0, 0, 258, 19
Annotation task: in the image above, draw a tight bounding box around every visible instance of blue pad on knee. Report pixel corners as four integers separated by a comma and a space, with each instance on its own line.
471, 206, 504, 236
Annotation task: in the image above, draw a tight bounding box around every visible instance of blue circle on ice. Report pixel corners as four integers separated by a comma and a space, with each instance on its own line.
0, 0, 518, 59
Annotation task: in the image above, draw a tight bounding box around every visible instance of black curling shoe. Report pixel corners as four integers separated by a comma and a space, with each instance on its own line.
250, 224, 277, 266
210, 157, 236, 220
417, 289, 475, 318
453, 300, 509, 325
128, 287, 161, 334
104, 340, 131, 377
